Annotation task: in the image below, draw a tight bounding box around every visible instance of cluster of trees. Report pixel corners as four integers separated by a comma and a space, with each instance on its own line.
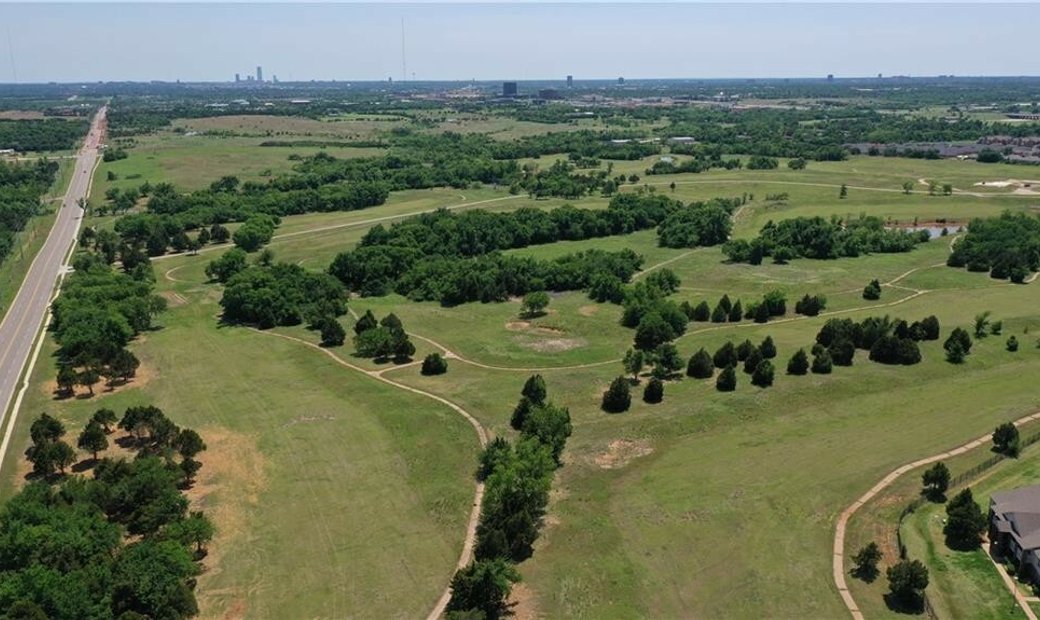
352, 311, 415, 361
492, 130, 661, 161
101, 146, 129, 162
655, 197, 742, 248
218, 260, 347, 329
110, 173, 389, 258
449, 377, 571, 618
947, 212, 1040, 282
692, 291, 788, 326
50, 254, 164, 397
0, 158, 59, 264
943, 327, 973, 363
513, 159, 609, 198
794, 293, 827, 316
0, 118, 89, 152
723, 216, 928, 264
644, 153, 743, 175
3, 408, 211, 619
812, 315, 940, 368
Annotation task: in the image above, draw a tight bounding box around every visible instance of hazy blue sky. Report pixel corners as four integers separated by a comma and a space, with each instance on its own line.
2, 3, 1038, 83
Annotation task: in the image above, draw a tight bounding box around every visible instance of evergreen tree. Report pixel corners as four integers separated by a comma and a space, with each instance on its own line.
743, 348, 763, 375
944, 488, 986, 550
521, 375, 547, 405
692, 301, 711, 322
716, 364, 737, 392
601, 377, 632, 413
751, 360, 775, 387
353, 310, 377, 334
686, 348, 715, 379
728, 300, 743, 323
421, 353, 449, 376
736, 339, 754, 362
643, 378, 664, 404
812, 350, 833, 374
759, 336, 777, 359
713, 341, 738, 369
787, 348, 810, 375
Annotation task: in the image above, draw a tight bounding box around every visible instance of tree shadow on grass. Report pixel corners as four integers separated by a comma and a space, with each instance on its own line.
884, 592, 925, 615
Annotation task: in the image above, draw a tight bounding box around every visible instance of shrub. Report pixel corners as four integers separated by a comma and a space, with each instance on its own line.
787, 349, 809, 375
643, 378, 664, 404
715, 364, 737, 392
601, 377, 632, 413
811, 351, 833, 374
862, 279, 882, 300
686, 349, 714, 379
421, 353, 449, 375
751, 360, 775, 387
1007, 336, 1019, 352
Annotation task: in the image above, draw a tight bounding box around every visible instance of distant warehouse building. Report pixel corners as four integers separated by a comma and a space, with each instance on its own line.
502, 82, 518, 97
538, 88, 561, 100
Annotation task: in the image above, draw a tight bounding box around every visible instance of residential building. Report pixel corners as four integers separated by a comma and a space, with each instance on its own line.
990, 485, 1040, 582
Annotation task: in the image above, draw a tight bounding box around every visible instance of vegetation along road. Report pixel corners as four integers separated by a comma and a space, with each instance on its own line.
0, 107, 106, 471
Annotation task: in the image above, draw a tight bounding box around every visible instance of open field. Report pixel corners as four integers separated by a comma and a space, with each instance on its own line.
95, 132, 387, 195
5, 119, 1040, 618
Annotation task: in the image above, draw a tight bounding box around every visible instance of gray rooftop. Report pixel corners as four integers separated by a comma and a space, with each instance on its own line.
992, 486, 1040, 550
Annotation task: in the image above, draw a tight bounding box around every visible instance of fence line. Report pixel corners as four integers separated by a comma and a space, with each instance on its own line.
890, 430, 1040, 619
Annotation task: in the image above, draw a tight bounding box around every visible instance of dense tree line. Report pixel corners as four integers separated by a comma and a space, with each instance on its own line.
112, 175, 389, 256
449, 378, 571, 618
218, 260, 347, 328
0, 158, 59, 265
0, 118, 89, 152
331, 194, 733, 303
723, 215, 928, 264
2, 407, 211, 619
352, 312, 415, 361
946, 212, 1040, 282
50, 253, 164, 397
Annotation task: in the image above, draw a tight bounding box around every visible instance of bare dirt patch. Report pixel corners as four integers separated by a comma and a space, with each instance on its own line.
188, 426, 268, 620
515, 336, 585, 353
578, 305, 599, 317
161, 290, 189, 307
43, 361, 156, 401
0, 110, 45, 120
505, 320, 530, 331
594, 439, 654, 470
507, 583, 540, 620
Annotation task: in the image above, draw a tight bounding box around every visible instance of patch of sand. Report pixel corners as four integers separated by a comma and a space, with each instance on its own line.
42, 361, 156, 401
594, 439, 654, 469
188, 426, 268, 620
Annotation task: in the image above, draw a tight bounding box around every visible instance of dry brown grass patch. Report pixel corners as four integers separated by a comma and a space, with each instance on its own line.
593, 439, 654, 470
187, 426, 267, 620
43, 362, 156, 401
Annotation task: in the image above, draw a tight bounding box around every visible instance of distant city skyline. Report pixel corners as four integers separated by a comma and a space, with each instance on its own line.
2, 3, 1039, 83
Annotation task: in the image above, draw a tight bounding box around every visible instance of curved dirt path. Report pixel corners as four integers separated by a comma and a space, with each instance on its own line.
833, 409, 1040, 619
246, 328, 487, 620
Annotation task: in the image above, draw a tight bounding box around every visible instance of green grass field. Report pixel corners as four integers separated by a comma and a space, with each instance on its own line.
5, 127, 1040, 618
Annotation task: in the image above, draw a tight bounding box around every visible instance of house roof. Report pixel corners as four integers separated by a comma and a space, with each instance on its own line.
992, 486, 1040, 550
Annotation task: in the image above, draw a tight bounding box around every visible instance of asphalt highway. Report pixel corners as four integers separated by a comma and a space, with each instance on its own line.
0, 107, 106, 436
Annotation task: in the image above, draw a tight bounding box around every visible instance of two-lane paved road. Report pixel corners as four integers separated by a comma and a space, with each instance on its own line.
0, 107, 106, 448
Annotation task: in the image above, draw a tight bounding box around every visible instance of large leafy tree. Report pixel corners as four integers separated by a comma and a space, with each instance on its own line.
446, 559, 521, 620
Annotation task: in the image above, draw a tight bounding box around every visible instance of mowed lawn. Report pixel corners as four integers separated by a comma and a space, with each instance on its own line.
0, 249, 479, 618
